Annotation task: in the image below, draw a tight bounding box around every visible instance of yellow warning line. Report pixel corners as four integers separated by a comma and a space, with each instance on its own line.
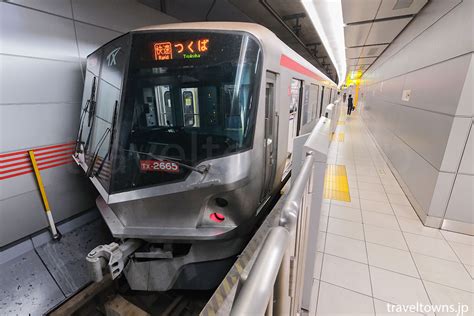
324, 164, 351, 202
337, 121, 345, 125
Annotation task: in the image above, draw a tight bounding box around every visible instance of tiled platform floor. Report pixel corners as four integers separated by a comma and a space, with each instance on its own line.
310, 107, 474, 316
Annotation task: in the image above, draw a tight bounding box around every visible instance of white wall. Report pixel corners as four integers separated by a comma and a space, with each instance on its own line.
359, 0, 473, 234
0, 0, 178, 246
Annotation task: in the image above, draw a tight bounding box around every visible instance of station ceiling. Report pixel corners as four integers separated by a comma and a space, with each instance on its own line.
142, 0, 429, 85
342, 0, 428, 78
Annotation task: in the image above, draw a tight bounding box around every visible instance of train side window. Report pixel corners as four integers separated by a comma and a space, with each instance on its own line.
223, 84, 245, 130
301, 83, 320, 125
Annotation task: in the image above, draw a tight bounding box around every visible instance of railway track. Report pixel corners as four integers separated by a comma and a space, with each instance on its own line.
47, 275, 213, 316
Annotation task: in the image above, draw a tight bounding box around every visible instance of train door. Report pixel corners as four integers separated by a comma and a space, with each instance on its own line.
262, 72, 278, 199
154, 85, 173, 126
311, 84, 320, 121
295, 81, 304, 136
288, 79, 302, 154
319, 86, 325, 117
181, 88, 200, 127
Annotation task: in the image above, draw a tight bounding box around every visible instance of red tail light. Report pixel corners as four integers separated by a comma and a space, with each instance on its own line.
210, 212, 225, 223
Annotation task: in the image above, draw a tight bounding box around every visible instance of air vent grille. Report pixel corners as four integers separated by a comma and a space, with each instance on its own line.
393, 0, 414, 10
367, 47, 379, 56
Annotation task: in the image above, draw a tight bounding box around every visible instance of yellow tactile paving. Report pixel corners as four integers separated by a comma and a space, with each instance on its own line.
323, 164, 351, 202
337, 132, 345, 142
337, 121, 345, 125
331, 132, 345, 142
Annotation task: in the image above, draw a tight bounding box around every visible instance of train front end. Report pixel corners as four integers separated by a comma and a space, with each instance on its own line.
74, 27, 264, 291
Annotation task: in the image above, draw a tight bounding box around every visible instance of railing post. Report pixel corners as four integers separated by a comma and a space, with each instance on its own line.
229, 117, 329, 316
265, 291, 274, 316
274, 245, 290, 315
231, 227, 290, 316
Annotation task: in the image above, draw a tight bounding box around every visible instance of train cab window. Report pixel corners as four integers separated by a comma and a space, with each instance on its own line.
78, 34, 129, 191
111, 31, 262, 192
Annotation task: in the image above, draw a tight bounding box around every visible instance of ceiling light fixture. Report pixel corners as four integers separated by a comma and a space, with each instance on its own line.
301, 0, 347, 87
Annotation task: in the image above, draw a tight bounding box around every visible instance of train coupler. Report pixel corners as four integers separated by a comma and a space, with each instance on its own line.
86, 239, 142, 282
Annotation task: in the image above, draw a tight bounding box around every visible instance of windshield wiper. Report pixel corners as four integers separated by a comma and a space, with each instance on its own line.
86, 127, 111, 178
124, 149, 210, 174
75, 76, 97, 155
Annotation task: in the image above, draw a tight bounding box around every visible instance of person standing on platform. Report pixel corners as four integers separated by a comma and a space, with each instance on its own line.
347, 94, 354, 115
343, 92, 347, 103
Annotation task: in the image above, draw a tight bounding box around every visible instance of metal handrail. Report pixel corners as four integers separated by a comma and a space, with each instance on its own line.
231, 153, 316, 315
230, 226, 290, 316
279, 154, 315, 232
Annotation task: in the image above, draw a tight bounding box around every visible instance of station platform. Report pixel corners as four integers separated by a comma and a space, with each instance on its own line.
310, 106, 474, 315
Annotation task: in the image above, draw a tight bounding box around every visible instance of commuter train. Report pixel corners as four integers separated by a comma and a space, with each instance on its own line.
74, 22, 337, 291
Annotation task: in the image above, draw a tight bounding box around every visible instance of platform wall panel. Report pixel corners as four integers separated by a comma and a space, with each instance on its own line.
0, 55, 83, 105
0, 0, 179, 247
360, 0, 473, 231
444, 120, 473, 226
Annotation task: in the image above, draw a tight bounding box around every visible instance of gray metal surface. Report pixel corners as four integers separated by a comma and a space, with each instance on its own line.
0, 250, 65, 316
0, 214, 113, 315
279, 156, 315, 231
200, 184, 289, 316
35, 219, 113, 297
125, 237, 247, 291
87, 239, 142, 282
78, 22, 335, 243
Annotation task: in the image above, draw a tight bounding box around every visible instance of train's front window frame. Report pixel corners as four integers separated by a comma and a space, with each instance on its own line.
111, 30, 262, 192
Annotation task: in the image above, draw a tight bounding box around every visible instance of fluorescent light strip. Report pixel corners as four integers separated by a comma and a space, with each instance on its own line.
301, 0, 347, 86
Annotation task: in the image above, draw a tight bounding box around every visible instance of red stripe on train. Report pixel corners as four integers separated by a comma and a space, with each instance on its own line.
280, 54, 323, 81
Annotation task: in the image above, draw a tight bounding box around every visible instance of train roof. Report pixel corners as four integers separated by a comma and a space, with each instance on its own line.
134, 22, 335, 85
